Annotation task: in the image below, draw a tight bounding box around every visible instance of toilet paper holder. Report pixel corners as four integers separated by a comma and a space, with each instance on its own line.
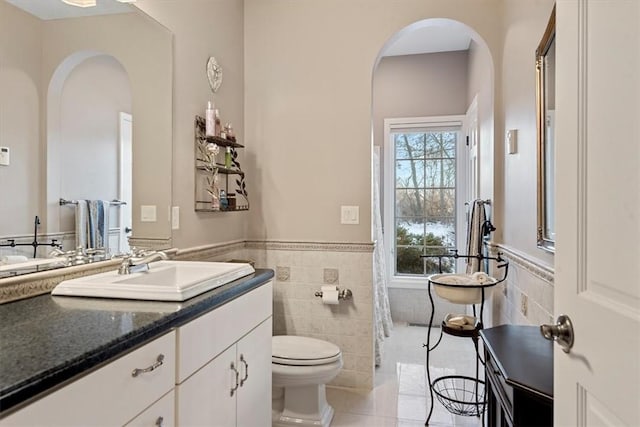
314, 288, 353, 300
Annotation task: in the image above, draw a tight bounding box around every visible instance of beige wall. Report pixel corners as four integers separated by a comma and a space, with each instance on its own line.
135, 0, 246, 249
373, 51, 470, 150
0, 2, 42, 236
486, 0, 556, 328
245, 0, 503, 243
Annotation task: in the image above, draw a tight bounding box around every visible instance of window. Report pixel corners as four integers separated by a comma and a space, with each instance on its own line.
384, 116, 467, 286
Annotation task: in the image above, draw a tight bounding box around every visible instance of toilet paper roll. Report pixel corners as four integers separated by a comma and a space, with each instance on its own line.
321, 285, 339, 305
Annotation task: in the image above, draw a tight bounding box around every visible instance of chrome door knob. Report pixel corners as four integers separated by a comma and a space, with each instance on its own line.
540, 314, 575, 353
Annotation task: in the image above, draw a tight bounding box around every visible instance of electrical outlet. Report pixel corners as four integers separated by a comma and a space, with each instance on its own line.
520, 293, 529, 316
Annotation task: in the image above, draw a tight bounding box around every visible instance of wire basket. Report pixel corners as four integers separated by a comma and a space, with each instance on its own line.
431, 375, 486, 417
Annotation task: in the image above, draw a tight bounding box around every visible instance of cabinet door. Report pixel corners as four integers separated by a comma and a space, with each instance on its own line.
236, 318, 272, 427
125, 390, 175, 427
176, 345, 237, 427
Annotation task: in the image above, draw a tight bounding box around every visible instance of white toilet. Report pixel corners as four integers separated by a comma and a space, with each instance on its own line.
272, 335, 343, 427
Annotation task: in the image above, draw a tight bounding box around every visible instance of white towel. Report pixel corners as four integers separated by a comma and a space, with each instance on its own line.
436, 274, 472, 285
471, 271, 491, 284
75, 200, 89, 249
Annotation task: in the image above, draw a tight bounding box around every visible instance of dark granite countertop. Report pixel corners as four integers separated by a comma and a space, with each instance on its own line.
0, 268, 274, 415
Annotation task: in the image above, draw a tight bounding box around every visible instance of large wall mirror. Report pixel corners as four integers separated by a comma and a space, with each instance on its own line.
536, 5, 556, 253
0, 0, 173, 278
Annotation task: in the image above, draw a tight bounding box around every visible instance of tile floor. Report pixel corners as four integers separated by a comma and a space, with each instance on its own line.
326, 323, 485, 427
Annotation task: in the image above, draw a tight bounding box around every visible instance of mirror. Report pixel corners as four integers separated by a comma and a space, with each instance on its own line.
0, 0, 173, 277
536, 5, 555, 253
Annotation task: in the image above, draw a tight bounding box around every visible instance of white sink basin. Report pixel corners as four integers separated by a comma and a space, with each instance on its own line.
429, 273, 497, 305
52, 260, 255, 301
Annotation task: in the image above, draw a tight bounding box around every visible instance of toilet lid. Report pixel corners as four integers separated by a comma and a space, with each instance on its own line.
272, 335, 341, 366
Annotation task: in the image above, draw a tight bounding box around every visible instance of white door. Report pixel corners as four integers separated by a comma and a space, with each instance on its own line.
554, 1, 640, 425
119, 112, 132, 253
465, 95, 479, 202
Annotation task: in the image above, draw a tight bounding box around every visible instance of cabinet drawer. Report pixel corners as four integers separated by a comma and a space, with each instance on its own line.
125, 390, 175, 427
2, 331, 175, 427
176, 281, 272, 383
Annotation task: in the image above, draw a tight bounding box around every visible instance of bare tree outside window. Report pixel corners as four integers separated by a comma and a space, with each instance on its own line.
394, 130, 457, 275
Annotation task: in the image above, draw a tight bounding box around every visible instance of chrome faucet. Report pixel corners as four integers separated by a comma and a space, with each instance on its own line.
118, 251, 168, 275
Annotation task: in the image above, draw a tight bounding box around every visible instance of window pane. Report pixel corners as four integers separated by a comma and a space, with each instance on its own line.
396, 246, 424, 275
442, 159, 456, 188
396, 160, 425, 188
442, 132, 456, 158
396, 219, 426, 246
422, 246, 455, 274
395, 189, 424, 218
424, 189, 455, 217
425, 217, 456, 248
394, 133, 424, 160
424, 160, 442, 188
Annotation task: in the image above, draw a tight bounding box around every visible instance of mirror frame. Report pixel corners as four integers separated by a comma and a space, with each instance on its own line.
536, 5, 556, 253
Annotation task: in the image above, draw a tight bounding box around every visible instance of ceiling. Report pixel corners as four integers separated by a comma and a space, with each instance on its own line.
6, 0, 133, 20
382, 20, 473, 57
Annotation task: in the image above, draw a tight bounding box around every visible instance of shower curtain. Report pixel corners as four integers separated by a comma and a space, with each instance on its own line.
373, 149, 393, 366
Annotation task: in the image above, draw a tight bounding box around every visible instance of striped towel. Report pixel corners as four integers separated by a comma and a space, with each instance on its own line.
88, 200, 111, 250
466, 200, 487, 274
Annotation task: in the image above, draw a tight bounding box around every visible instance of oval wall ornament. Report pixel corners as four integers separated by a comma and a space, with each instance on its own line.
206, 56, 222, 93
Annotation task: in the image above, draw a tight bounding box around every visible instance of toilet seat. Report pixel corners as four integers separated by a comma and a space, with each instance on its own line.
273, 335, 341, 366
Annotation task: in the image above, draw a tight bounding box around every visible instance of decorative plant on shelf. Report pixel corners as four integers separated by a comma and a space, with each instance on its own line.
199, 141, 220, 210
231, 148, 249, 208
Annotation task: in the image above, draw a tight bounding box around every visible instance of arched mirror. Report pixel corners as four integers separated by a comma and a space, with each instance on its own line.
536, 5, 556, 253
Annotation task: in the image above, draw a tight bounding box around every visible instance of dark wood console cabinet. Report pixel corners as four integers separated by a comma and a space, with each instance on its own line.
480, 325, 553, 427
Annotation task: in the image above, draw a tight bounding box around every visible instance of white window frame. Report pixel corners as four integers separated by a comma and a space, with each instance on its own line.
383, 115, 468, 289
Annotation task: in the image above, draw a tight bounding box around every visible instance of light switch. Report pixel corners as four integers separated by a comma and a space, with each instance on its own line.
141, 205, 157, 222
506, 129, 518, 154
0, 147, 9, 166
341, 205, 359, 225
171, 206, 180, 230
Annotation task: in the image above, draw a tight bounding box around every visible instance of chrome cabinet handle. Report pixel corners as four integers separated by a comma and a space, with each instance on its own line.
540, 314, 575, 353
230, 361, 240, 396
239, 354, 249, 387
155, 416, 164, 427
132, 354, 165, 377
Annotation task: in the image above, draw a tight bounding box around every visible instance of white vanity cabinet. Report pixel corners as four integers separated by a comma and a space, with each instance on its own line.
2, 331, 176, 427
1, 280, 273, 427
175, 281, 272, 427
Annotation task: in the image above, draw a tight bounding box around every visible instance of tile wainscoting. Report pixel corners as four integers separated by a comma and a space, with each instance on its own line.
245, 240, 375, 390
487, 242, 554, 327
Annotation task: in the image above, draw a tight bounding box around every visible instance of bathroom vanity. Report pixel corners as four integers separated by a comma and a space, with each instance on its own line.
0, 269, 274, 426
480, 325, 553, 427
